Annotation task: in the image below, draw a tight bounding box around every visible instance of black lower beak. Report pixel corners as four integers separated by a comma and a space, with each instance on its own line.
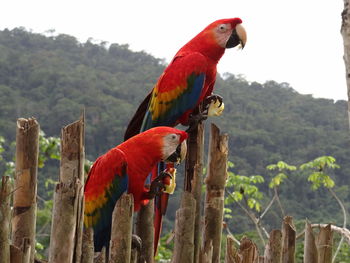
226, 29, 244, 49
165, 144, 182, 163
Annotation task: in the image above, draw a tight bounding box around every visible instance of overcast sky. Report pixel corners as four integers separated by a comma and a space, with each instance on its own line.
0, 0, 347, 101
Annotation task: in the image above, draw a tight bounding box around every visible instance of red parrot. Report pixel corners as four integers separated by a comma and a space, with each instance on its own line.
84, 127, 188, 252
124, 18, 247, 255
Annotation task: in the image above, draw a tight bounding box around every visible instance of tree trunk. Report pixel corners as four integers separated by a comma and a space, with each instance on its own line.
239, 237, 259, 263
0, 176, 11, 263
12, 118, 40, 263
281, 216, 296, 263
136, 201, 154, 263
185, 122, 204, 263
109, 193, 134, 263
317, 224, 333, 263
304, 221, 318, 263
81, 227, 94, 263
172, 191, 196, 263
202, 124, 228, 263
49, 116, 85, 263
264, 229, 282, 263
341, 0, 350, 128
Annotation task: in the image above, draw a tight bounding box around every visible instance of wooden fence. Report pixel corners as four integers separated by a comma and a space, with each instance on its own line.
0, 117, 349, 263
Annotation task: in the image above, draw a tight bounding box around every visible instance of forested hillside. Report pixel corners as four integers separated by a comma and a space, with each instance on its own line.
0, 28, 349, 234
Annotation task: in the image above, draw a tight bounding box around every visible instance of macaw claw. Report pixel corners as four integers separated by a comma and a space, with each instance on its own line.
204, 94, 223, 108
148, 171, 172, 198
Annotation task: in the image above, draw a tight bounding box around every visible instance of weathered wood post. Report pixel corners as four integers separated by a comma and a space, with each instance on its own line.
304, 220, 318, 263
12, 118, 40, 263
0, 176, 11, 263
202, 124, 228, 263
184, 122, 205, 263
224, 235, 240, 263
264, 229, 282, 263
281, 216, 296, 263
317, 224, 333, 263
109, 193, 134, 263
239, 237, 259, 263
341, 0, 350, 128
49, 115, 85, 263
136, 201, 154, 263
81, 228, 94, 263
172, 192, 196, 263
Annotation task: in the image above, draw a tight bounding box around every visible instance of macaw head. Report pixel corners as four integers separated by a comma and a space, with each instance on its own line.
208, 18, 247, 49
141, 127, 187, 164
160, 128, 188, 164
179, 18, 247, 59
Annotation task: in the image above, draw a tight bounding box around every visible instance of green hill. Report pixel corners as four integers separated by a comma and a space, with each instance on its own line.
0, 28, 349, 234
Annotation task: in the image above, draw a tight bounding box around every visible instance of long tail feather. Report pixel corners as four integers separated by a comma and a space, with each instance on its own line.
124, 92, 152, 141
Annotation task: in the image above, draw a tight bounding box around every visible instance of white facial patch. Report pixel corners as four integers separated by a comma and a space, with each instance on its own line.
162, 133, 181, 160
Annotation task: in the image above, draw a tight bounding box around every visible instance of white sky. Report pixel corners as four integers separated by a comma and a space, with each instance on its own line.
0, 0, 347, 101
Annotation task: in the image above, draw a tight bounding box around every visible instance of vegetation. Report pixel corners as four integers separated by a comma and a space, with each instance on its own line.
0, 28, 349, 245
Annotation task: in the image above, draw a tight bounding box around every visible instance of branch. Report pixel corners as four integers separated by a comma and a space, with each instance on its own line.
329, 188, 347, 263
226, 190, 266, 246
259, 195, 276, 221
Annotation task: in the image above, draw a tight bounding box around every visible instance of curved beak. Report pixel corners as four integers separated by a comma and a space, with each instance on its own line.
165, 140, 187, 164
226, 24, 247, 49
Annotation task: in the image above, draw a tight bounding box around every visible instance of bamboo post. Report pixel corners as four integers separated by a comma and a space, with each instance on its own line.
109, 193, 134, 263
264, 229, 282, 263
202, 124, 228, 263
225, 235, 241, 263
136, 201, 154, 263
0, 176, 11, 263
317, 224, 333, 263
239, 237, 259, 263
81, 227, 94, 263
172, 191, 196, 263
12, 118, 39, 263
304, 220, 318, 263
185, 122, 204, 263
49, 116, 85, 263
281, 216, 296, 263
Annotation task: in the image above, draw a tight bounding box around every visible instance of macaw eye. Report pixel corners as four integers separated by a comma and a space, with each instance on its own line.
171, 134, 177, 140
218, 24, 228, 33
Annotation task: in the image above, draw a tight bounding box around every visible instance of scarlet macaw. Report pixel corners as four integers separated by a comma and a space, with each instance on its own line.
124, 18, 247, 254
84, 127, 188, 252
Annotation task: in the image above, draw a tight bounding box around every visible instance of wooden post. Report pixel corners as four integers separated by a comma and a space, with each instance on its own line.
0, 176, 11, 263
185, 122, 204, 263
239, 237, 259, 263
225, 235, 241, 263
172, 192, 196, 263
94, 247, 106, 263
136, 201, 154, 263
49, 116, 85, 263
341, 0, 350, 128
317, 224, 333, 263
202, 124, 228, 263
264, 229, 282, 263
12, 118, 39, 263
304, 221, 318, 263
281, 216, 296, 263
109, 193, 134, 263
81, 227, 94, 263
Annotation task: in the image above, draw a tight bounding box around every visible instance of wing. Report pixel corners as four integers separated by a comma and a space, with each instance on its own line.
84, 148, 128, 251
141, 52, 208, 131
